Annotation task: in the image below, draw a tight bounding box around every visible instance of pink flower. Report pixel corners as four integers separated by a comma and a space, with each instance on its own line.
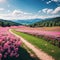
15, 54, 19, 58
8, 49, 11, 53
0, 53, 2, 59
14, 48, 18, 52
4, 54, 7, 58
13, 52, 17, 56
4, 43, 9, 49
0, 27, 22, 59
10, 52, 14, 57
16, 41, 22, 47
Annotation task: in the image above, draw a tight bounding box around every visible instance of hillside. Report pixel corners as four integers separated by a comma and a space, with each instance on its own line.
29, 17, 60, 27
0, 19, 21, 27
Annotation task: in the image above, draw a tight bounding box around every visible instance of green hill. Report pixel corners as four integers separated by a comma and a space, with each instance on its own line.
29, 17, 60, 27
0, 19, 21, 27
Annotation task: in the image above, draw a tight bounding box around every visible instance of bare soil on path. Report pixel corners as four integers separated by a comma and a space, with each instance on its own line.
9, 29, 55, 60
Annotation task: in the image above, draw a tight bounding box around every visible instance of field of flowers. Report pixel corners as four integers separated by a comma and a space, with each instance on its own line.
16, 26, 60, 47
12, 26, 60, 60
0, 27, 22, 60
0, 26, 60, 60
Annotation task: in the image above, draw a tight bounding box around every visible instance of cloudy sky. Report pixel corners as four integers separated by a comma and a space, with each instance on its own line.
0, 0, 60, 20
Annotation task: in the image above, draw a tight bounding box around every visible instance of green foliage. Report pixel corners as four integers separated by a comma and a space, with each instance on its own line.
0, 19, 21, 27
30, 17, 60, 27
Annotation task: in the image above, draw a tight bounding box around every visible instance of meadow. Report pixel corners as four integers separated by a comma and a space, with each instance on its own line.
12, 28, 60, 60
0, 26, 60, 60
0, 27, 38, 60
0, 0, 60, 60
12, 26, 60, 60
16, 26, 60, 47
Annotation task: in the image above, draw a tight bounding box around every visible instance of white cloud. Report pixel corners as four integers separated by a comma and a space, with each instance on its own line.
47, 9, 53, 14
46, 1, 51, 4
0, 0, 6, 3
12, 10, 23, 16
7, 10, 10, 12
46, 0, 59, 4
51, 0, 59, 2
41, 7, 60, 14
0, 10, 33, 20
12, 10, 32, 16
42, 8, 48, 13
52, 7, 60, 14
0, 8, 4, 11
37, 15, 60, 19
0, 8, 60, 20
42, 8, 53, 14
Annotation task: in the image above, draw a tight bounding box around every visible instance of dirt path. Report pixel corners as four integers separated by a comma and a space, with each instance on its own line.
9, 29, 55, 60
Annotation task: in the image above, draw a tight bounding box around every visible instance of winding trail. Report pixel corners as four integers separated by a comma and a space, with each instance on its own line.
9, 29, 55, 60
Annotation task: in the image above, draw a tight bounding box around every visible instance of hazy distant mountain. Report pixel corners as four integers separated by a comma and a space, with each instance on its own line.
12, 19, 42, 25
0, 19, 21, 27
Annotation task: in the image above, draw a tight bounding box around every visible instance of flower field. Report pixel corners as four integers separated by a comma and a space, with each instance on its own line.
12, 27, 60, 60
16, 26, 60, 47
0, 26, 60, 60
0, 27, 22, 60
0, 26, 39, 60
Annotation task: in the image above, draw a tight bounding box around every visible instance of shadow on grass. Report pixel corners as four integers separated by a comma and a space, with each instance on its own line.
2, 47, 38, 60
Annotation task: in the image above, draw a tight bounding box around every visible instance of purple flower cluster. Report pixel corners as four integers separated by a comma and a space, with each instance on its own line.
0, 27, 22, 60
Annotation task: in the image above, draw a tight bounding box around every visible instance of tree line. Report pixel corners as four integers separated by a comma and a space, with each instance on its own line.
0, 19, 21, 27
29, 17, 60, 27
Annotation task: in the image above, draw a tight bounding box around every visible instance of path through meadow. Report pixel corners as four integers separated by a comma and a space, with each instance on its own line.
9, 29, 55, 60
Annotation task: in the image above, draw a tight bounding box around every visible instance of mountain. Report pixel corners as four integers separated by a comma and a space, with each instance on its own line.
0, 19, 21, 27
29, 17, 60, 27
12, 19, 42, 25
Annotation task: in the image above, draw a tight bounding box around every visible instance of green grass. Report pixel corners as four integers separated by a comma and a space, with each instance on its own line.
12, 29, 60, 60
22, 43, 40, 60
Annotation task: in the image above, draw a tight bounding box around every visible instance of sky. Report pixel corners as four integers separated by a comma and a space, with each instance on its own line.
0, 0, 60, 20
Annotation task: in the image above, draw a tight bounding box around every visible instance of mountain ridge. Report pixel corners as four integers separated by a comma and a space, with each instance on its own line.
12, 19, 42, 25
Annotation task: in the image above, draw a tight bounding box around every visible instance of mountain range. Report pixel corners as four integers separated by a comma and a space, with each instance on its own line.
0, 17, 60, 27
12, 19, 42, 25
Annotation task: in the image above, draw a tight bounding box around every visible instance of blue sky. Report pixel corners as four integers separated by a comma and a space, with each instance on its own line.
0, 0, 60, 20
